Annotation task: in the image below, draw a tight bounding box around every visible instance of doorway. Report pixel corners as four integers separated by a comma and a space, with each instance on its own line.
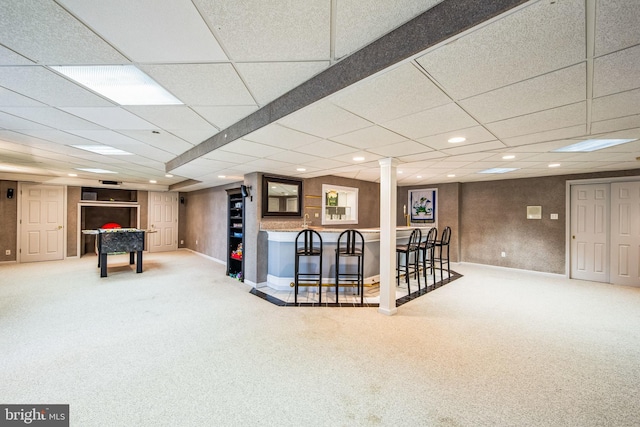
148, 191, 178, 252
18, 183, 65, 262
569, 180, 640, 286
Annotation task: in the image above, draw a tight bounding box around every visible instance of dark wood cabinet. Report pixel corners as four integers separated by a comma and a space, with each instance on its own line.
226, 189, 244, 281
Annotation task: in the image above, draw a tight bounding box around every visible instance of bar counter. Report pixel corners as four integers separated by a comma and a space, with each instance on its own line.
262, 226, 432, 290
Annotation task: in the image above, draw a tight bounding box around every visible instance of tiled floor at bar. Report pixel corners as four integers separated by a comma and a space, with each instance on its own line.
250, 268, 463, 307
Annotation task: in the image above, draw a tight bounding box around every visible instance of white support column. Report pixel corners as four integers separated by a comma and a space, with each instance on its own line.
378, 158, 398, 316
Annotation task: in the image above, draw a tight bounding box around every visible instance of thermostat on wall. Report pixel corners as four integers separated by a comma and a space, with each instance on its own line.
527, 205, 542, 219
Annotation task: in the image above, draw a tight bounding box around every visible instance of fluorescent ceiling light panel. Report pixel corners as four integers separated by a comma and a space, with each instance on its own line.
51, 65, 182, 105
72, 145, 133, 155
553, 138, 637, 152
478, 167, 519, 174
75, 168, 117, 174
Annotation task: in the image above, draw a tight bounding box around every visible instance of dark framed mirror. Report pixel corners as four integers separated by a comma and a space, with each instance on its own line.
262, 175, 302, 217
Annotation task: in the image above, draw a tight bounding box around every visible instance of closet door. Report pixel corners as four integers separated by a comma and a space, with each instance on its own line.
610, 182, 640, 286
570, 184, 609, 282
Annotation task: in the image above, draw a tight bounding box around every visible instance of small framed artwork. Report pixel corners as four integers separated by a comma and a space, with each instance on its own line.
408, 188, 437, 224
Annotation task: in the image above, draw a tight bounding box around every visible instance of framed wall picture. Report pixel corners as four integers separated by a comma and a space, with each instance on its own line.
408, 188, 436, 224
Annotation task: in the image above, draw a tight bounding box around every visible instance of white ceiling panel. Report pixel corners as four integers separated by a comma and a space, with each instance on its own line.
1, 107, 103, 130
591, 114, 640, 135
124, 106, 216, 131
117, 130, 193, 156
195, 0, 330, 61
218, 139, 285, 158
331, 62, 451, 123
334, 0, 442, 59
0, 45, 33, 66
441, 140, 506, 156
593, 44, 640, 98
331, 125, 407, 150
0, 113, 51, 130
11, 129, 99, 146
487, 102, 586, 140
203, 150, 259, 165
293, 140, 357, 158
0, 67, 114, 107
384, 103, 479, 139
236, 61, 329, 105
244, 124, 320, 149
299, 158, 349, 170
397, 151, 447, 163
279, 102, 371, 138
367, 140, 431, 157
61, 107, 158, 130
592, 88, 640, 122
594, 0, 640, 56
141, 63, 255, 106
191, 106, 257, 129
460, 63, 586, 123
417, 0, 585, 99
417, 126, 497, 150
265, 150, 323, 165
169, 129, 218, 145
0, 87, 45, 107
501, 125, 588, 147
57, 0, 227, 63
0, 0, 127, 64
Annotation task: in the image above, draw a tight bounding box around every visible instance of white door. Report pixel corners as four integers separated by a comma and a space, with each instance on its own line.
148, 191, 178, 252
19, 184, 65, 262
570, 184, 609, 282
610, 182, 640, 286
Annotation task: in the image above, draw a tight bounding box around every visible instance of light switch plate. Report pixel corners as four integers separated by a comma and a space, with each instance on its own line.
550, 213, 558, 220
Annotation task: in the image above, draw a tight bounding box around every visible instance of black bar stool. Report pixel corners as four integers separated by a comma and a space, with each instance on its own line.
396, 228, 421, 295
294, 229, 323, 303
420, 227, 438, 284
433, 226, 451, 285
335, 229, 365, 304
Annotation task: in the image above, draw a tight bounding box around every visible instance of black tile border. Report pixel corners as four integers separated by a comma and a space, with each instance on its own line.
249, 270, 463, 308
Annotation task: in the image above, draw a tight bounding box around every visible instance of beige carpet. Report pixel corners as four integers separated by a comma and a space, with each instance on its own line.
1, 251, 639, 426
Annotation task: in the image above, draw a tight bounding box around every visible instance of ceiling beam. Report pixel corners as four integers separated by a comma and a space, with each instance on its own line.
166, 0, 530, 172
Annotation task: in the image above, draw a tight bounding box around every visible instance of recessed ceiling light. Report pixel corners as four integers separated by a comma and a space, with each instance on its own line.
218, 175, 226, 178
416, 175, 422, 178
165, 174, 173, 178
548, 163, 561, 168
72, 145, 133, 155
448, 137, 466, 143
68, 173, 78, 177
553, 138, 637, 152
447, 174, 456, 177
478, 167, 519, 174
51, 65, 182, 106
502, 155, 516, 160
75, 168, 117, 174
149, 180, 157, 184
296, 168, 306, 172
353, 156, 365, 161
398, 170, 403, 174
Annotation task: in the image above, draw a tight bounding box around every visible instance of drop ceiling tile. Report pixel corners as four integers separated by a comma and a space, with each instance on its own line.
279, 102, 371, 138
57, 0, 227, 63
1, 107, 103, 130
170, 129, 218, 145
591, 114, 640, 135
593, 45, 640, 98
265, 151, 322, 165
330, 125, 407, 150
0, 0, 126, 64
236, 61, 329, 105
299, 158, 349, 170
592, 88, 640, 122
0, 87, 45, 107
203, 150, 259, 165
141, 63, 255, 106
61, 107, 158, 130
594, 0, 640, 56
417, 0, 585, 99
384, 103, 479, 139
330, 151, 384, 165
0, 45, 33, 66
331, 63, 451, 123
244, 124, 320, 149
118, 130, 193, 156
460, 63, 586, 123
441, 140, 506, 156
191, 106, 257, 129
0, 112, 50, 130
292, 140, 357, 158
416, 126, 496, 150
124, 106, 216, 130
502, 125, 587, 147
367, 140, 430, 157
397, 151, 446, 163
486, 102, 586, 139
0, 67, 114, 107
243, 158, 295, 172
217, 139, 284, 158
334, 0, 442, 59
195, 0, 330, 61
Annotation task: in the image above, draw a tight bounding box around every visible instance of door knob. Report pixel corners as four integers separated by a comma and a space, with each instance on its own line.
572, 235, 575, 239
